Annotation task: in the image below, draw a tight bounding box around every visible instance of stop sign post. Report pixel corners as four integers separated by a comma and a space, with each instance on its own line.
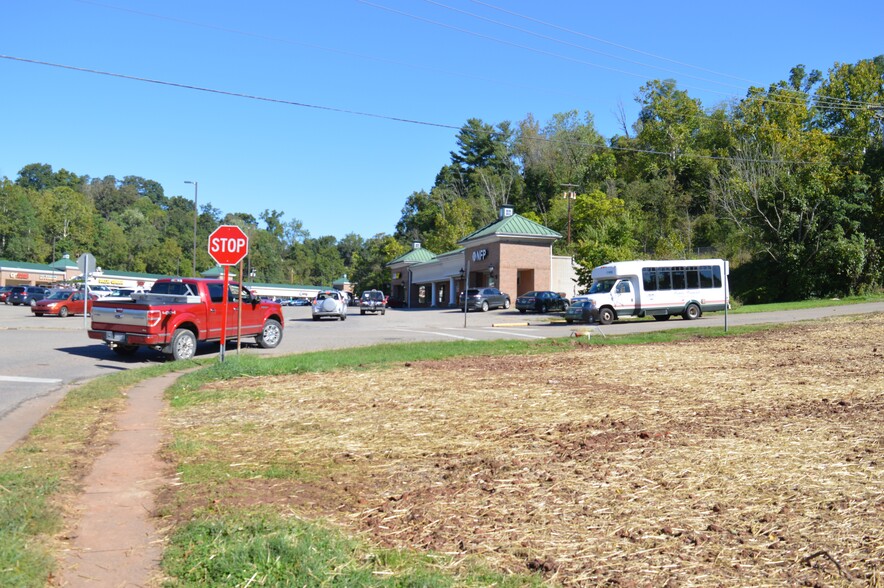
208, 225, 250, 361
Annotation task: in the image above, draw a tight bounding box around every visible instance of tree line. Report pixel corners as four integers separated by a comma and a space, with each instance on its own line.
0, 165, 405, 293
1, 56, 882, 302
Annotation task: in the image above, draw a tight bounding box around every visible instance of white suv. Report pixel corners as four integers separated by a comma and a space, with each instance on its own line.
312, 290, 347, 321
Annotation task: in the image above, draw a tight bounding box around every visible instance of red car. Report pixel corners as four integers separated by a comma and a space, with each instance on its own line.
31, 290, 97, 317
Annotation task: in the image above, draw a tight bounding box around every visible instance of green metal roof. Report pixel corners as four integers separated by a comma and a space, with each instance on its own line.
99, 269, 169, 279
459, 213, 561, 243
51, 257, 79, 269
386, 246, 438, 266
201, 266, 237, 278
0, 259, 62, 272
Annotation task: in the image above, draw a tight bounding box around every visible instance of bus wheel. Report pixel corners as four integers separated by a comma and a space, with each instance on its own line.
683, 303, 701, 320
598, 307, 615, 325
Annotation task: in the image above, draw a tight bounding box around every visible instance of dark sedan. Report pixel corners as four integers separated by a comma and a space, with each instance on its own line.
459, 287, 511, 312
515, 290, 569, 314
564, 300, 595, 323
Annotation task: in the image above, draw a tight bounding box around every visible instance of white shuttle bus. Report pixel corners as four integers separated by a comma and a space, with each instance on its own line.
580, 259, 729, 325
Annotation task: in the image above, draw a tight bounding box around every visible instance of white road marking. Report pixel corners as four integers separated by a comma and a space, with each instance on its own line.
391, 328, 478, 341
446, 327, 547, 339
0, 375, 64, 384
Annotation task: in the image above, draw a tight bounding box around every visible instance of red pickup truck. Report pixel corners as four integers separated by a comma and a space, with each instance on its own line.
88, 278, 284, 360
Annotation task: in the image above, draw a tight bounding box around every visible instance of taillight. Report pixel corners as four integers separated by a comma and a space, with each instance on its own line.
147, 310, 163, 327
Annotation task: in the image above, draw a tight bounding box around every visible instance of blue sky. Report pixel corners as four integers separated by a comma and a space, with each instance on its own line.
2, 0, 882, 240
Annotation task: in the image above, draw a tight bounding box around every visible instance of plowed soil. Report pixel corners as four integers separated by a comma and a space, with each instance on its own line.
160, 314, 883, 585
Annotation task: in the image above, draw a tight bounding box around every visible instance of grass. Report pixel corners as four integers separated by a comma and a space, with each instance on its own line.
162, 509, 544, 587
728, 292, 884, 313
167, 324, 778, 408
1, 296, 880, 586
162, 314, 884, 586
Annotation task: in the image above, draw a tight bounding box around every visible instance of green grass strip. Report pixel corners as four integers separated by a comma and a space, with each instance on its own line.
162, 509, 542, 587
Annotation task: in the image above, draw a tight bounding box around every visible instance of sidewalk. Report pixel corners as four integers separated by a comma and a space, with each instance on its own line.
57, 372, 178, 587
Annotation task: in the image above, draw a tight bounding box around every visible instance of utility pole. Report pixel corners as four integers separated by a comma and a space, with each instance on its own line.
561, 184, 578, 245
185, 180, 198, 276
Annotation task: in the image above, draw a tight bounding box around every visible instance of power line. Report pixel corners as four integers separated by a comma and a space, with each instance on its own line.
422, 0, 752, 94
0, 54, 860, 166
465, 0, 878, 112
72, 0, 880, 115
0, 54, 460, 131
358, 0, 879, 114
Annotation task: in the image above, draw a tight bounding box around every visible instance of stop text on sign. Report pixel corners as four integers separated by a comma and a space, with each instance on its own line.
210, 236, 247, 253
207, 224, 250, 265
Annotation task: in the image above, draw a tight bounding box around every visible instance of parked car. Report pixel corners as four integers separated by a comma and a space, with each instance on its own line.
359, 290, 387, 315
103, 288, 136, 299
312, 290, 347, 321
291, 298, 311, 306
7, 286, 48, 306
84, 285, 116, 298
0, 286, 13, 304
32, 290, 97, 317
515, 290, 569, 314
564, 299, 595, 324
459, 287, 511, 312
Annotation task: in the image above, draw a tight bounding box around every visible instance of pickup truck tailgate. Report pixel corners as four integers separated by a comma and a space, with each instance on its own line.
91, 305, 151, 328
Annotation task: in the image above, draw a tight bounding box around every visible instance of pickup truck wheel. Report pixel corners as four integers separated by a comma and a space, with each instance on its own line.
169, 328, 197, 361
256, 319, 282, 349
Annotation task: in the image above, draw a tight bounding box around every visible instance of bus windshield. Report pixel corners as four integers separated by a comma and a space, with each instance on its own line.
588, 279, 617, 294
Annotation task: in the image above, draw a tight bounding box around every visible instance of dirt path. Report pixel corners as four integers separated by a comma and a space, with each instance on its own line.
57, 372, 178, 587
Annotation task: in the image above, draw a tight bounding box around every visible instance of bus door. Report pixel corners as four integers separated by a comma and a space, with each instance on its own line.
612, 279, 636, 316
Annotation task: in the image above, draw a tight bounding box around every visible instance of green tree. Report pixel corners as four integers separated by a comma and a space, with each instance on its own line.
351, 234, 407, 293
34, 186, 96, 261
0, 180, 44, 261
16, 163, 84, 191
570, 190, 639, 286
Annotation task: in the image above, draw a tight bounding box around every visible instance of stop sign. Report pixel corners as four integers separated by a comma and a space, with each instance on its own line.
208, 225, 249, 266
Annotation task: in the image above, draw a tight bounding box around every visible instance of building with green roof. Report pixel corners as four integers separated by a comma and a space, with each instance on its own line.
387, 205, 578, 308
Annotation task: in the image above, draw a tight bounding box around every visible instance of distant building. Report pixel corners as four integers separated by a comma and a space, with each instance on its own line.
387, 205, 579, 308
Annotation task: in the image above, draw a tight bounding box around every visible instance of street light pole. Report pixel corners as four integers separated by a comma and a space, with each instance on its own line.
561, 183, 578, 246
185, 180, 198, 276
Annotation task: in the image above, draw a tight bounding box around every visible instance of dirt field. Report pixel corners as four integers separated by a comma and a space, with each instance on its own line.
166, 314, 884, 586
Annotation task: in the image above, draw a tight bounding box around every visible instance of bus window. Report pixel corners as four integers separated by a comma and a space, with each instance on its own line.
712, 266, 722, 288
671, 267, 686, 290
699, 266, 714, 288
642, 268, 657, 291
657, 268, 672, 290
686, 268, 700, 289
616, 281, 631, 294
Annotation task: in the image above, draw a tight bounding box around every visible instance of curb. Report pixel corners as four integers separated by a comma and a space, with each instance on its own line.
491, 322, 530, 327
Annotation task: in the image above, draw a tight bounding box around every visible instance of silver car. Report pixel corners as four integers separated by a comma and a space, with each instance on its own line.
312, 290, 347, 321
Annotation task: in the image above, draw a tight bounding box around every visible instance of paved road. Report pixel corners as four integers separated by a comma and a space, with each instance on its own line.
2, 300, 882, 453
